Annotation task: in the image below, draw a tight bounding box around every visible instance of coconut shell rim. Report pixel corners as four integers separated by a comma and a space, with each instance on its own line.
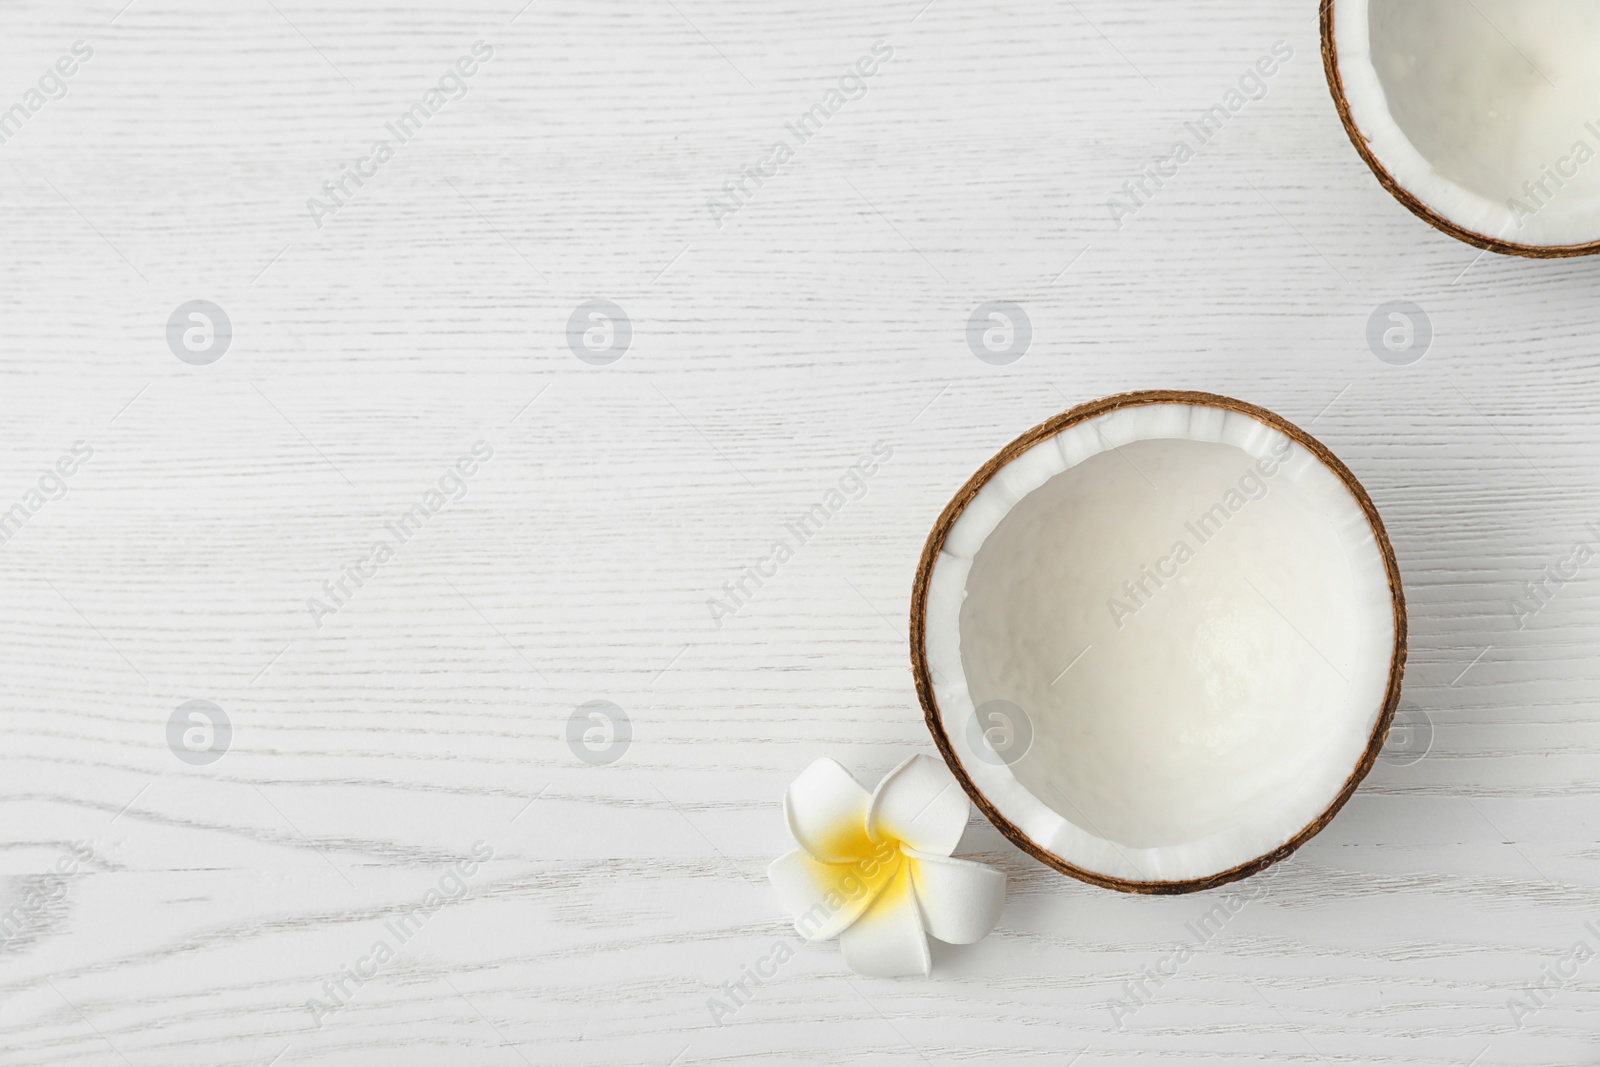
908, 389, 1410, 896
1320, 0, 1600, 260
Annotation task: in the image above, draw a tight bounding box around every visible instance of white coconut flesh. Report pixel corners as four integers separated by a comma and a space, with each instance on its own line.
922, 403, 1395, 885
1333, 0, 1600, 248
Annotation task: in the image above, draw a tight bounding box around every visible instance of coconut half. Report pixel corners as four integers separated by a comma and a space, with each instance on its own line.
1324, 0, 1600, 256
911, 392, 1406, 894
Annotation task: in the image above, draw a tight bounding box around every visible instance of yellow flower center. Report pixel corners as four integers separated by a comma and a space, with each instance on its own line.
813, 822, 910, 910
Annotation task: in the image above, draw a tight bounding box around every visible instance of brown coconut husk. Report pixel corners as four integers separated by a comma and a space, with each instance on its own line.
1321, 0, 1600, 259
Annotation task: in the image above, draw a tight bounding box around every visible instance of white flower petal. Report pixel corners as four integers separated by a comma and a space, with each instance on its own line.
906, 848, 1006, 945
838, 867, 930, 978
768, 848, 897, 942
866, 754, 970, 857
784, 757, 872, 863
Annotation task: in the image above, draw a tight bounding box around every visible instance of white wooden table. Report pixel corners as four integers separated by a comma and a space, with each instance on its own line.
2, 1, 1598, 1063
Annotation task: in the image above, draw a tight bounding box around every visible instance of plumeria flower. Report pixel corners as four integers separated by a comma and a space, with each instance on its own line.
767, 754, 1006, 977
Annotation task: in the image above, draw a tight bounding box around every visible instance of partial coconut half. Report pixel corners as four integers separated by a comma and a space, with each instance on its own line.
1324, 0, 1600, 256
911, 392, 1406, 894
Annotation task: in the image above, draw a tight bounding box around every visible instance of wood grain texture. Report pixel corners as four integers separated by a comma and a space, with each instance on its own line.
1, 1, 1599, 1064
